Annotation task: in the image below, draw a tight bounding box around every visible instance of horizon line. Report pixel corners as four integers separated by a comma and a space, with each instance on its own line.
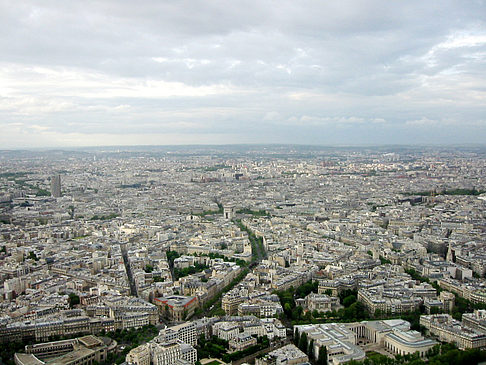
2, 142, 486, 152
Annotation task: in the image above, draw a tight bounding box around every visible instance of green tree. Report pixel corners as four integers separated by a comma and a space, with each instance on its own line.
292, 305, 304, 320
379, 256, 392, 264
68, 293, 80, 308
343, 295, 357, 307
284, 302, 292, 314
68, 205, 75, 219
317, 346, 327, 365
430, 307, 442, 314
298, 332, 308, 353
308, 338, 315, 360
294, 328, 300, 346
339, 289, 358, 304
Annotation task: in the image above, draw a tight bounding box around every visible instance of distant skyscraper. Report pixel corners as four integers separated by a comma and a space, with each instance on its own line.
51, 174, 61, 198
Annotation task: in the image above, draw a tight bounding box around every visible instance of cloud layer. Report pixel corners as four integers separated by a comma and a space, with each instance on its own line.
1, 0, 485, 147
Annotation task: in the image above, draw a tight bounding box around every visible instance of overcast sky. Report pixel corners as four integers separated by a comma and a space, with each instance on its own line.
1, 0, 485, 148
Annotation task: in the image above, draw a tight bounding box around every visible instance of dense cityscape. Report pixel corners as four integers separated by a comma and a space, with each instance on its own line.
1, 145, 486, 365
3, 0, 486, 363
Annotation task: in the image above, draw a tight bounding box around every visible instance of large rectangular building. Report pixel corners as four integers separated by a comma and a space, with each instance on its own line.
420, 314, 486, 350
15, 335, 110, 365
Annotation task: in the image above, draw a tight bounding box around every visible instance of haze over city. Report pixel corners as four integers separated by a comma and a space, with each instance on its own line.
1, 0, 486, 148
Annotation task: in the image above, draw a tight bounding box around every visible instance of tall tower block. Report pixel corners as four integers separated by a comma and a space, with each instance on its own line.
51, 174, 61, 198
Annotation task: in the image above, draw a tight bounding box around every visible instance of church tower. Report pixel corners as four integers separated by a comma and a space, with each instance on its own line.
446, 241, 454, 262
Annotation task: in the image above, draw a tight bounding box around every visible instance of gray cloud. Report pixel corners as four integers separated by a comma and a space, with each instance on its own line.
0, 0, 485, 147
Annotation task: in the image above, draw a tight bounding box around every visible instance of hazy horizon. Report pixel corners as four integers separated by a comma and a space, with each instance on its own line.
1, 1, 485, 148
2, 142, 486, 153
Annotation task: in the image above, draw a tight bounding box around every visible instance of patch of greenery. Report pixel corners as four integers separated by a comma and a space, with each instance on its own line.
90, 213, 119, 220
0, 217, 10, 224
234, 219, 266, 262
101, 325, 159, 364
166, 250, 180, 266
28, 251, 39, 261
202, 268, 249, 316
222, 336, 270, 363
35, 188, 50, 197
119, 183, 142, 189
236, 208, 270, 217
196, 334, 229, 359
203, 164, 231, 172
444, 188, 485, 196
174, 262, 209, 279
274, 280, 318, 321
68, 293, 80, 308
1, 340, 32, 365
379, 256, 392, 264
403, 188, 485, 197
280, 287, 375, 325
405, 268, 429, 282
0, 172, 30, 178
37, 217, 49, 225
190, 252, 248, 267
